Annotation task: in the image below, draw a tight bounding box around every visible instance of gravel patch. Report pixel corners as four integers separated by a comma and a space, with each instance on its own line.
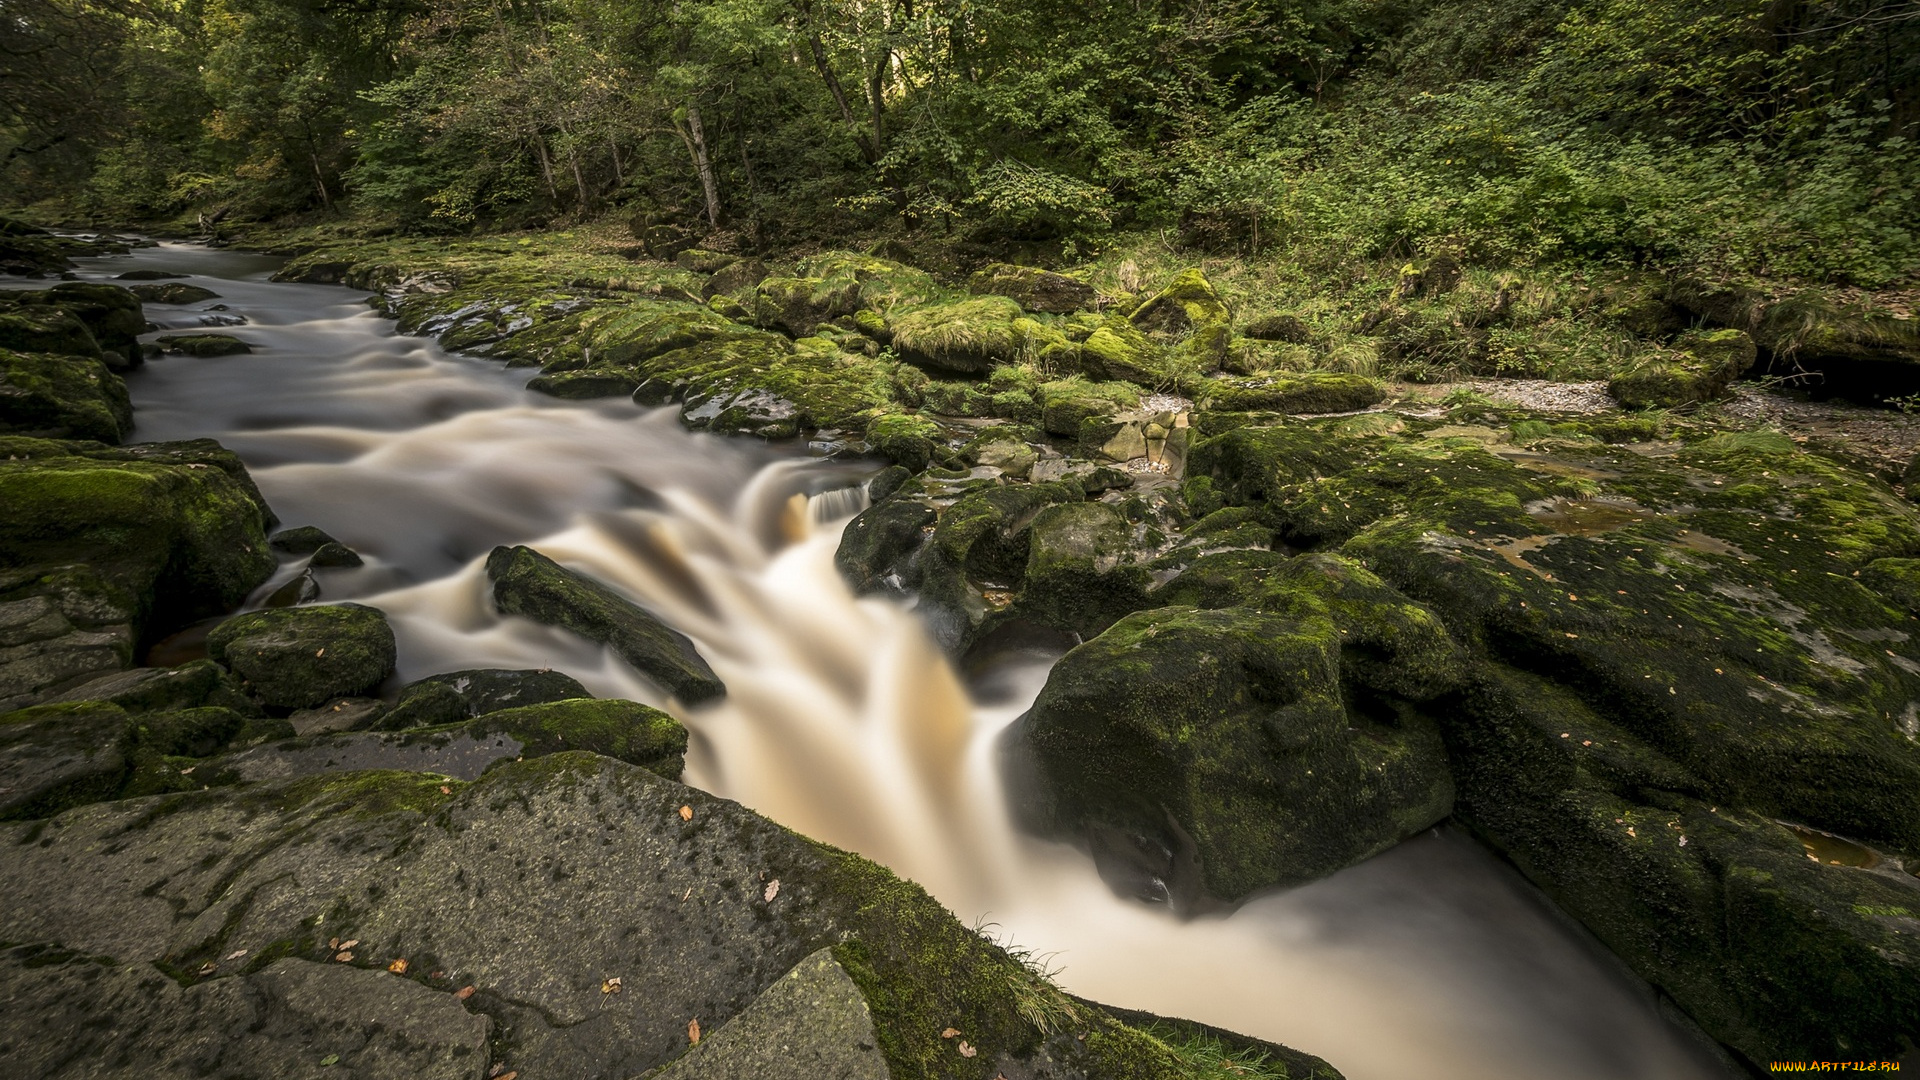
1468, 379, 1615, 414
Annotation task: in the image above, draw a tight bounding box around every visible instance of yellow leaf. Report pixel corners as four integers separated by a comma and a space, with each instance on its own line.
688, 1018, 701, 1045
678, 805, 693, 821
388, 959, 409, 974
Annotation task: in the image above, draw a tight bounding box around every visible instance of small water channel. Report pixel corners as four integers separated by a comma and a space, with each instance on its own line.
16, 241, 1737, 1080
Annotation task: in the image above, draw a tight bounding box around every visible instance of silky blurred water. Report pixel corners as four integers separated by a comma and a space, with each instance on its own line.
25, 241, 1736, 1080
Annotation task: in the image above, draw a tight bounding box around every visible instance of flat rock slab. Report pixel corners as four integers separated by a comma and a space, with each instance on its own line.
213, 728, 524, 784
650, 948, 888, 1080
0, 950, 490, 1079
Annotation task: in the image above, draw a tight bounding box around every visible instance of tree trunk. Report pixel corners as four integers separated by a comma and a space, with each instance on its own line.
809, 31, 879, 163
533, 137, 560, 203
685, 102, 723, 228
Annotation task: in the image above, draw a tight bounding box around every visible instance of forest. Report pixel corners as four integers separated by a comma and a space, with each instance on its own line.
5, 0, 1918, 287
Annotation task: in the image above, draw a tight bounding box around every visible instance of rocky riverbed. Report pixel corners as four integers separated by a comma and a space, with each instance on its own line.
4, 228, 1917, 1076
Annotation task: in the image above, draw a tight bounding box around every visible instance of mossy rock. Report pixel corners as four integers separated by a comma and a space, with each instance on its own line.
1242, 312, 1310, 344
702, 257, 769, 299
793, 251, 937, 311
0, 701, 132, 820
526, 366, 644, 399
34, 658, 259, 717
0, 439, 275, 639
916, 480, 1089, 652
486, 545, 725, 704
1608, 329, 1758, 409
128, 282, 220, 305
157, 334, 252, 357
0, 347, 132, 443
1196, 372, 1384, 414
581, 301, 755, 366
862, 412, 944, 472
674, 248, 738, 274
1015, 501, 1153, 635
1037, 379, 1142, 436
968, 263, 1097, 314
834, 494, 937, 595
470, 697, 687, 779
1129, 269, 1231, 369
0, 306, 101, 360
1011, 603, 1454, 906
207, 604, 397, 710
43, 282, 146, 365
754, 276, 863, 337
1080, 315, 1175, 386
888, 296, 1027, 374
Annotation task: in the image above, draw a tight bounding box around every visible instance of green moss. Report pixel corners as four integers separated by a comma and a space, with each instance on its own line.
206, 604, 397, 709
468, 697, 688, 779
0, 346, 132, 443
1037, 378, 1141, 436
888, 296, 1028, 375
1080, 315, 1176, 386
1608, 329, 1758, 409
156, 334, 252, 357
1130, 268, 1232, 370
1196, 372, 1384, 414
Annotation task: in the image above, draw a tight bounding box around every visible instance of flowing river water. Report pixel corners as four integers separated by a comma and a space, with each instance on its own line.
20, 242, 1739, 1080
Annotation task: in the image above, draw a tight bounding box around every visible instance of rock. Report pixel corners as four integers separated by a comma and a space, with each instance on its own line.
0, 347, 132, 442
0, 952, 491, 1079
1242, 312, 1310, 343
674, 248, 738, 274
682, 386, 803, 439
399, 668, 593, 722
702, 257, 769, 299
753, 276, 862, 337
157, 333, 251, 356
1129, 269, 1231, 369
1609, 329, 1758, 409
287, 697, 387, 736
835, 496, 937, 594
1037, 379, 1141, 436
1197, 371, 1384, 413
206, 604, 397, 710
0, 753, 1337, 1080
0, 593, 131, 711
974, 439, 1038, 478
652, 948, 888, 1080
270, 525, 340, 554
308, 541, 362, 568
1010, 598, 1454, 908
263, 571, 320, 607
486, 545, 725, 704
0, 702, 130, 821
526, 367, 644, 399
0, 439, 275, 690
1079, 315, 1174, 385
915, 481, 1088, 652
43, 283, 146, 366
0, 304, 102, 359
128, 283, 220, 305
582, 301, 757, 366
42, 659, 258, 716
1016, 502, 1152, 635
468, 697, 687, 779
888, 296, 1027, 374
115, 270, 187, 280
967, 264, 1097, 314
862, 412, 943, 472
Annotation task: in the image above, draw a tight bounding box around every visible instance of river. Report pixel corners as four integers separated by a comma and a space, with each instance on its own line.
17, 241, 1737, 1080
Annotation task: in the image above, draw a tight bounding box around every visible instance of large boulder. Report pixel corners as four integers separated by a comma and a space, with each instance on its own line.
968, 263, 1097, 314
1010, 555, 1458, 908
128, 282, 220, 305
1129, 269, 1231, 370
1079, 315, 1174, 386
0, 305, 101, 360
378, 667, 591, 730
486, 545, 725, 704
0, 348, 132, 442
44, 282, 146, 367
0, 752, 1340, 1080
888, 296, 1027, 374
753, 276, 862, 337
206, 604, 397, 710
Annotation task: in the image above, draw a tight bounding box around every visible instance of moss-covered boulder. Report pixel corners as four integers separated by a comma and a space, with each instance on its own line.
835, 494, 938, 595
0, 347, 132, 442
754, 276, 862, 337
207, 604, 397, 710
486, 545, 725, 704
580, 301, 755, 367
0, 701, 132, 820
1242, 312, 1310, 344
157, 334, 252, 357
526, 366, 644, 399
128, 282, 220, 305
1608, 328, 1758, 409
43, 282, 146, 367
1038, 379, 1141, 437
379, 667, 592, 731
469, 697, 687, 778
1011, 601, 1454, 907
701, 256, 769, 299
862, 412, 945, 471
1130, 269, 1232, 370
1080, 315, 1175, 386
1196, 372, 1384, 413
888, 295, 1027, 374
1015, 502, 1153, 635
0, 305, 101, 360
915, 480, 1088, 651
968, 263, 1097, 314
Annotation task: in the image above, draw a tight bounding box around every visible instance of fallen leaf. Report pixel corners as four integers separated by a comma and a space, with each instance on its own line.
688, 1018, 701, 1045
329, 937, 340, 950
225, 949, 248, 961
335, 951, 354, 963
388, 958, 409, 974
763, 879, 780, 902
941, 1028, 960, 1039
455, 985, 476, 1000
439, 785, 452, 795
958, 1041, 977, 1058
602, 977, 623, 995
678, 805, 692, 821
495, 1073, 517, 1080
315, 648, 325, 657
339, 939, 359, 950
320, 1054, 339, 1067
196, 962, 216, 976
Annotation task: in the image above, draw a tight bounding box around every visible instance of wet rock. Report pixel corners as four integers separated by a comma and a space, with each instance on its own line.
916, 481, 1088, 652
1079, 315, 1175, 385
0, 951, 491, 1080
862, 412, 944, 472
42, 659, 258, 717
157, 333, 251, 356
754, 276, 862, 337
270, 525, 339, 554
309, 541, 363, 568
115, 269, 187, 280
1016, 501, 1152, 635
206, 604, 397, 710
398, 668, 592, 723
263, 571, 320, 608
1196, 372, 1384, 413
835, 496, 937, 594
486, 545, 725, 704
526, 367, 644, 399
0, 753, 1323, 1080
0, 348, 132, 444
1010, 599, 1454, 908
683, 386, 803, 439
0, 702, 131, 821
967, 263, 1097, 314
1609, 329, 1758, 409
42, 283, 146, 366
1038, 379, 1141, 437
128, 282, 220, 305
468, 697, 687, 778
288, 697, 387, 736
0, 303, 102, 360
652, 948, 888, 1080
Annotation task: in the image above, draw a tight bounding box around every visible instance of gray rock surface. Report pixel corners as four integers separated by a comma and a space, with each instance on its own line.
649, 948, 888, 1080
